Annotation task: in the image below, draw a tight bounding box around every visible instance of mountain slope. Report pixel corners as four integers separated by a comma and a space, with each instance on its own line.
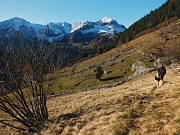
36, 18, 179, 93
0, 17, 180, 135
117, 0, 180, 45
1, 66, 180, 135
43, 69, 180, 135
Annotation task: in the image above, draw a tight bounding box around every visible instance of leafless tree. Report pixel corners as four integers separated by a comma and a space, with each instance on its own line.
0, 35, 69, 132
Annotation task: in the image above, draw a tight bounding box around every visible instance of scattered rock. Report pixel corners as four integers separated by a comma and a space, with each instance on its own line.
169, 60, 180, 73
142, 99, 149, 103
104, 70, 111, 74
170, 62, 178, 69
128, 61, 156, 80
170, 66, 180, 73
160, 119, 168, 124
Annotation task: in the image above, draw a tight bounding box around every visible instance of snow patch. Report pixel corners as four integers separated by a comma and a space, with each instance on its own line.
101, 17, 112, 23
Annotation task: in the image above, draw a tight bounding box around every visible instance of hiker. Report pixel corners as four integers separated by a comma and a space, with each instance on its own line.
158, 62, 166, 85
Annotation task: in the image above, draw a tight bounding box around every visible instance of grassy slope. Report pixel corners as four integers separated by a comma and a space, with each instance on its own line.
0, 19, 180, 134
1, 70, 180, 135
48, 18, 180, 93
42, 69, 180, 135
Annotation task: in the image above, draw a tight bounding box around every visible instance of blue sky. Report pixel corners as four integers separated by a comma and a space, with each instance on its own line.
0, 0, 167, 28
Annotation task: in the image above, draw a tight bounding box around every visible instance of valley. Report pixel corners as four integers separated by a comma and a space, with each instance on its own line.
1, 1, 180, 134
46, 18, 180, 94
0, 18, 180, 135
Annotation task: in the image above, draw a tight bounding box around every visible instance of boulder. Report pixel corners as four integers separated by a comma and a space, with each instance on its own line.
129, 61, 155, 80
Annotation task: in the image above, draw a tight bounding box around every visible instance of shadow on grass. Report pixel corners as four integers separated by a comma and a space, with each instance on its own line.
56, 113, 81, 121
101, 75, 124, 81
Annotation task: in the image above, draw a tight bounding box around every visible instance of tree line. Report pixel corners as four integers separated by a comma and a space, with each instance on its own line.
118, 0, 180, 44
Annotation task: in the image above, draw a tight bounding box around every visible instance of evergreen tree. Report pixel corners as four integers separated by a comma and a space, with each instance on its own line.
95, 66, 104, 80
97, 45, 103, 54
115, 0, 180, 45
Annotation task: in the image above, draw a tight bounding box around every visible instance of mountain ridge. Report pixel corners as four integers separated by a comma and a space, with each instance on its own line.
0, 17, 126, 44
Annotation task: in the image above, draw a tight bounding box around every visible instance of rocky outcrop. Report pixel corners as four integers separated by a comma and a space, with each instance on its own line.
127, 61, 155, 81
169, 58, 180, 73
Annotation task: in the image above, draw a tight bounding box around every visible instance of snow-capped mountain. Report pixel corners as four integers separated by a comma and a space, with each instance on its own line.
70, 17, 125, 35
0, 17, 126, 44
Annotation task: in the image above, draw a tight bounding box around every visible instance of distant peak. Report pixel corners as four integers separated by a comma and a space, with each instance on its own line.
11, 17, 27, 22
101, 17, 113, 23
10, 17, 29, 23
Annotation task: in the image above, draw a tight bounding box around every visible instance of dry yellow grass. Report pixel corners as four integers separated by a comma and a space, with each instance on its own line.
42, 69, 180, 135
1, 68, 179, 135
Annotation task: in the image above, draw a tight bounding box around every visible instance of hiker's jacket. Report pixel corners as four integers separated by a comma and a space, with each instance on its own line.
158, 66, 166, 80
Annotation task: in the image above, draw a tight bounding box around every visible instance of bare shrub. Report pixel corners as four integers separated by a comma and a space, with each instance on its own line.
0, 36, 68, 132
